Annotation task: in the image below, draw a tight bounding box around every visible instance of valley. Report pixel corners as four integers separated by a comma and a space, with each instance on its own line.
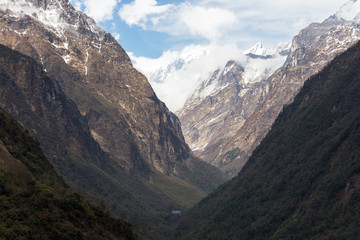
1, 0, 360, 239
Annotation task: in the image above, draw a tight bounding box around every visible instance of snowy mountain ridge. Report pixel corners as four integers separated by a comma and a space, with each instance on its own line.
188, 51, 288, 102
0, 0, 108, 51
132, 42, 290, 111
178, 0, 360, 176
244, 42, 290, 56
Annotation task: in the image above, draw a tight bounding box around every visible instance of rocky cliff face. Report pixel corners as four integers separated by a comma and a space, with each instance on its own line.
0, 43, 161, 237
0, 43, 105, 170
0, 0, 192, 176
178, 4, 360, 176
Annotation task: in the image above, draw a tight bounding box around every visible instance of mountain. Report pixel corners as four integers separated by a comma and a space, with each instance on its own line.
175, 36, 360, 240
0, 1, 228, 238
133, 43, 289, 170
176, 43, 290, 175
0, 0, 189, 176
0, 107, 138, 240
177, 1, 360, 176
133, 43, 290, 112
131, 44, 238, 112
0, 43, 170, 239
244, 42, 290, 56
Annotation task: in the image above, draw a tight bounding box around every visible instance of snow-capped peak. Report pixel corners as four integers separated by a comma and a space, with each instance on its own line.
0, 0, 104, 39
245, 42, 266, 56
333, 0, 360, 22
244, 42, 290, 57
1, 0, 70, 32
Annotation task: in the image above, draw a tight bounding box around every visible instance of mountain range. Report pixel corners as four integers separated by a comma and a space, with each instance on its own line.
175, 31, 360, 240
2, 0, 360, 239
140, 0, 360, 176
176, 43, 290, 175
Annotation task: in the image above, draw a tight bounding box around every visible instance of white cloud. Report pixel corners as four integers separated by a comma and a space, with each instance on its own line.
118, 0, 174, 27
131, 41, 292, 111
83, 0, 119, 22
118, 0, 236, 41
131, 44, 248, 111
173, 3, 237, 40
334, 0, 360, 21
118, 0, 348, 47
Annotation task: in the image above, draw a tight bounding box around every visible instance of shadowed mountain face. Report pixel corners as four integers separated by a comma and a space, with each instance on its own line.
175, 40, 360, 239
0, 43, 162, 238
0, 38, 106, 172
0, 107, 138, 240
0, 0, 228, 238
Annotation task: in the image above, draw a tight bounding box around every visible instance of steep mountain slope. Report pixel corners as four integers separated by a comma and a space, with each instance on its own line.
177, 44, 289, 165
0, 43, 224, 240
0, 0, 226, 184
175, 39, 360, 240
0, 38, 107, 175
0, 108, 137, 240
0, 0, 187, 176
0, 0, 228, 237
178, 1, 360, 176
0, 43, 173, 239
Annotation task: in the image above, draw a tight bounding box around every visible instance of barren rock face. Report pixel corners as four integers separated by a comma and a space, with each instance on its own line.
0, 0, 192, 176
177, 60, 270, 164
179, 20, 360, 176
0, 43, 106, 169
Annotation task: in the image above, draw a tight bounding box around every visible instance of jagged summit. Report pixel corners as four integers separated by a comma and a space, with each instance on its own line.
244, 42, 265, 55
0, 0, 129, 67
175, 41, 290, 105
244, 42, 290, 57
1, 0, 99, 34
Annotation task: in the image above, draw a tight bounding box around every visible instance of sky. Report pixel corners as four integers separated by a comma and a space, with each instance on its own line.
69, 0, 349, 58
69, 0, 350, 111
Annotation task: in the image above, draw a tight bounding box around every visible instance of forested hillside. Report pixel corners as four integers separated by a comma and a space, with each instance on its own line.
0, 108, 137, 239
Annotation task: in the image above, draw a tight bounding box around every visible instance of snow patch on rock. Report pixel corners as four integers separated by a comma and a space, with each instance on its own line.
1, 0, 67, 32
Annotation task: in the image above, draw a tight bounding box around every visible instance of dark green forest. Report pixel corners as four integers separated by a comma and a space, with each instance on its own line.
0, 108, 138, 240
